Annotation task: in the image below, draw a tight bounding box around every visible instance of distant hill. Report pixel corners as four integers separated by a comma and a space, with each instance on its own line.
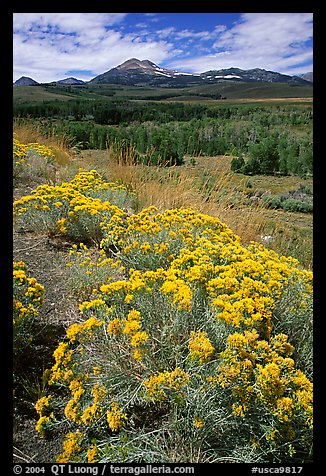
51, 77, 85, 85
296, 72, 313, 82
200, 67, 309, 85
14, 76, 39, 86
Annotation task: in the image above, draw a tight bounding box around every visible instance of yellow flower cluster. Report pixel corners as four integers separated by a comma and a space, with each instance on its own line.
87, 444, 99, 463
123, 309, 149, 360
105, 309, 149, 360
64, 377, 86, 424
81, 383, 107, 426
66, 317, 104, 344
13, 261, 44, 326
48, 342, 74, 384
35, 413, 55, 438
106, 402, 128, 432
34, 395, 55, 438
35, 395, 52, 415
206, 244, 309, 339
193, 416, 205, 429
13, 137, 29, 171
143, 367, 190, 402
56, 431, 83, 463
68, 169, 129, 194
160, 273, 192, 311
216, 329, 313, 434
187, 330, 215, 364
107, 318, 123, 336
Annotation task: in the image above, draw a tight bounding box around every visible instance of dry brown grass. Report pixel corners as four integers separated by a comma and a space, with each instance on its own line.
14, 119, 73, 166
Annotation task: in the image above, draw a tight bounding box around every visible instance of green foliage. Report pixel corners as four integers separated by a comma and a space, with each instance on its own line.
262, 186, 313, 213
13, 100, 312, 176
231, 155, 245, 172
281, 199, 313, 213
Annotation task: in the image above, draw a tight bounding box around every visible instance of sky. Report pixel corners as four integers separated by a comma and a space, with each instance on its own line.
13, 12, 313, 83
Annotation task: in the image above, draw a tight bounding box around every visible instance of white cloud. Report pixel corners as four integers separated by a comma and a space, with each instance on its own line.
13, 13, 173, 82
167, 13, 313, 75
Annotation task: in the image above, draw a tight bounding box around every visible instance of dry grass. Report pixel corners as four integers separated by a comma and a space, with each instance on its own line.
14, 119, 74, 167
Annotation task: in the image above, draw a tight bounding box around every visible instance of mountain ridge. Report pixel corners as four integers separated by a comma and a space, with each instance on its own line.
14, 58, 313, 87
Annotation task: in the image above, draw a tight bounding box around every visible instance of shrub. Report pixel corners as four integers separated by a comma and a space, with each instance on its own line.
13, 169, 135, 244
66, 242, 125, 300
230, 156, 245, 172
262, 195, 313, 213
13, 135, 57, 183
35, 205, 313, 463
281, 199, 313, 213
262, 195, 283, 209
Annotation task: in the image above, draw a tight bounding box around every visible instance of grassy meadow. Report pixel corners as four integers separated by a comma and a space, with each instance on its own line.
13, 91, 313, 464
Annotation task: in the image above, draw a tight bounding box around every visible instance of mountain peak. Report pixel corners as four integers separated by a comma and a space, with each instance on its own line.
116, 58, 160, 71
90, 58, 178, 85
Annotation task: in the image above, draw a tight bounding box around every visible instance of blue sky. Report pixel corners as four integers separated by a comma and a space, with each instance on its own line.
13, 13, 313, 83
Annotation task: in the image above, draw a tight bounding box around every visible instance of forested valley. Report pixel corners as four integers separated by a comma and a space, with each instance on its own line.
14, 99, 312, 176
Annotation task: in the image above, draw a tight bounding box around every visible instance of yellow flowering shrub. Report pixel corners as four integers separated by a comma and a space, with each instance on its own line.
13, 169, 133, 243
24, 169, 312, 463
13, 137, 29, 178
101, 206, 238, 271
13, 135, 58, 182
66, 243, 125, 298
13, 137, 54, 161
